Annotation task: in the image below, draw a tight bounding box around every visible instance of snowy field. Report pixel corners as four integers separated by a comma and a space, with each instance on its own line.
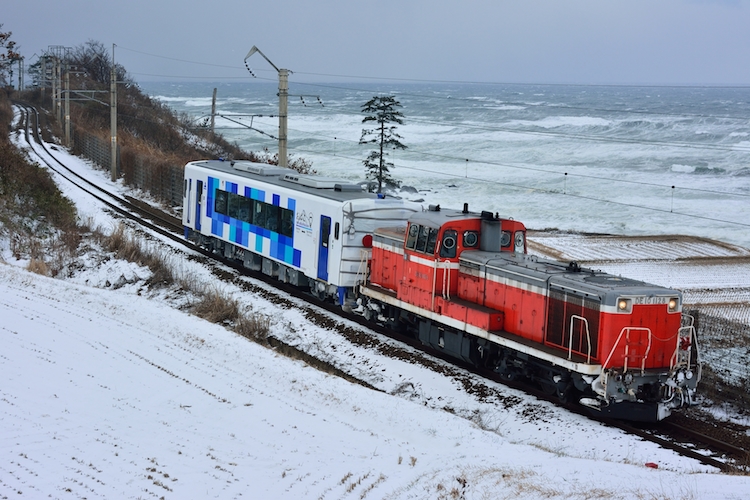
3, 117, 750, 498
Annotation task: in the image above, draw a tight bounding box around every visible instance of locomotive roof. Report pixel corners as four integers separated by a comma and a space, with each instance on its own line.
408, 205, 485, 227
460, 250, 680, 300
188, 159, 388, 204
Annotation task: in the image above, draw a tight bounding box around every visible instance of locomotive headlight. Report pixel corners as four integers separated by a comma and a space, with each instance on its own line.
617, 298, 632, 313
668, 297, 679, 312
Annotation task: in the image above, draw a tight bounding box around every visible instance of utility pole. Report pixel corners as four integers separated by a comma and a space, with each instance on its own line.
40, 56, 45, 102
17, 58, 24, 91
51, 57, 58, 120
110, 43, 118, 182
64, 63, 70, 147
210, 87, 217, 134
278, 68, 288, 167
244, 46, 290, 168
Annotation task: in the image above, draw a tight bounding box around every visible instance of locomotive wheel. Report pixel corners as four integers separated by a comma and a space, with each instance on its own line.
556, 381, 574, 403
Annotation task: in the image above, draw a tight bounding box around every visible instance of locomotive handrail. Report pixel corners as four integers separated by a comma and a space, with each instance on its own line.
568, 314, 593, 364
443, 260, 451, 300
602, 326, 653, 372
671, 324, 698, 370
357, 248, 370, 289
431, 259, 438, 310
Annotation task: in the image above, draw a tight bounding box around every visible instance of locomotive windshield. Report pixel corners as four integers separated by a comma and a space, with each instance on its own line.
406, 223, 439, 255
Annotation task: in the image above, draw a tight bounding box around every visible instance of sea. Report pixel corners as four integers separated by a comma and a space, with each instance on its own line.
139, 81, 750, 250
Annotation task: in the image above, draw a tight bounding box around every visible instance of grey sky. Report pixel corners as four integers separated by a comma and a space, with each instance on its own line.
5, 0, 750, 85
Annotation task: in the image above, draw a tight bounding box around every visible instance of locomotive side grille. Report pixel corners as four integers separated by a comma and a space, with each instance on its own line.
546, 289, 601, 360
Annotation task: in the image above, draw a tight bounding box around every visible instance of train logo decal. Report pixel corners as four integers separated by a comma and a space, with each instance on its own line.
295, 209, 314, 235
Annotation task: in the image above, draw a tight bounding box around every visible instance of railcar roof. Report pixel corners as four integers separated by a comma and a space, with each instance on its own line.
188, 159, 392, 204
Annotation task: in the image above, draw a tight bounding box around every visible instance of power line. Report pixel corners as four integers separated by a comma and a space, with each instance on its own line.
275, 122, 750, 200
285, 144, 750, 230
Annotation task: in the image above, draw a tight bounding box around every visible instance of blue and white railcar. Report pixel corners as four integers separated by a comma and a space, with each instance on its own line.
182, 159, 420, 305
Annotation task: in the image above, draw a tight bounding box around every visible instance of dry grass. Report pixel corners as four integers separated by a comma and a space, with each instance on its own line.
95, 223, 273, 341
235, 311, 271, 342
189, 286, 241, 325
96, 223, 175, 288
26, 258, 49, 276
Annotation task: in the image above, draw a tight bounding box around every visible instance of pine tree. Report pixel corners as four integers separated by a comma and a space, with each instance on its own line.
359, 95, 406, 193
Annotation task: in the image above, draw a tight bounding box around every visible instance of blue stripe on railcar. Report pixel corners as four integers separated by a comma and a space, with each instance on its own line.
206, 176, 302, 268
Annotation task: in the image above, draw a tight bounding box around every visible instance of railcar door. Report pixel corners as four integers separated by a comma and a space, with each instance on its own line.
194, 180, 203, 232
317, 215, 331, 281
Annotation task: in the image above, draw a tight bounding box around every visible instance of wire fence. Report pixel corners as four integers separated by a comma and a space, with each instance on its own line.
73, 128, 183, 206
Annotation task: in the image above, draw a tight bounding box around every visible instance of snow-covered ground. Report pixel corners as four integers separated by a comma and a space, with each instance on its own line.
3, 113, 750, 498
6, 262, 744, 500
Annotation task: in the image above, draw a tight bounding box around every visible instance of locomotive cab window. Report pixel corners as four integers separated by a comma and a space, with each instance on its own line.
463, 231, 478, 248
416, 225, 430, 252
514, 231, 526, 253
500, 231, 511, 248
439, 230, 458, 258
426, 228, 438, 254
406, 224, 419, 250
406, 224, 439, 255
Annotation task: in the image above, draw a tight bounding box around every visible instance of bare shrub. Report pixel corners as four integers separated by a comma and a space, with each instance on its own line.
190, 287, 240, 325
98, 223, 175, 287
26, 258, 49, 276
234, 312, 271, 342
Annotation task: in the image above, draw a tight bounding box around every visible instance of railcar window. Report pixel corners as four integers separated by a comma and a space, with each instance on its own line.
266, 205, 280, 232
463, 231, 478, 248
440, 230, 458, 258
281, 210, 294, 238
213, 188, 293, 238
426, 228, 438, 254
227, 193, 240, 219
238, 197, 253, 223
321, 217, 331, 248
214, 190, 228, 215
253, 202, 267, 227
406, 224, 419, 250
334, 222, 340, 240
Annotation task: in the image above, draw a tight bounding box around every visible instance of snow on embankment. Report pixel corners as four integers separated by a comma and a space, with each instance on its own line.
4, 262, 750, 499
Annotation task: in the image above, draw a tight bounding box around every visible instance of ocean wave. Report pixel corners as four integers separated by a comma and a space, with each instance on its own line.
671, 164, 696, 173
511, 116, 612, 129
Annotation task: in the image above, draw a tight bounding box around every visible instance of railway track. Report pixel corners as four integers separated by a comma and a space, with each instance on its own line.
12, 101, 750, 475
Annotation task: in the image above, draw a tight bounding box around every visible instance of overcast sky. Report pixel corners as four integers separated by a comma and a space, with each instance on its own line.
4, 0, 750, 86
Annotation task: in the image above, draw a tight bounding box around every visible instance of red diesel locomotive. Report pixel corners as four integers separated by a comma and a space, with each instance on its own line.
355, 203, 700, 422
